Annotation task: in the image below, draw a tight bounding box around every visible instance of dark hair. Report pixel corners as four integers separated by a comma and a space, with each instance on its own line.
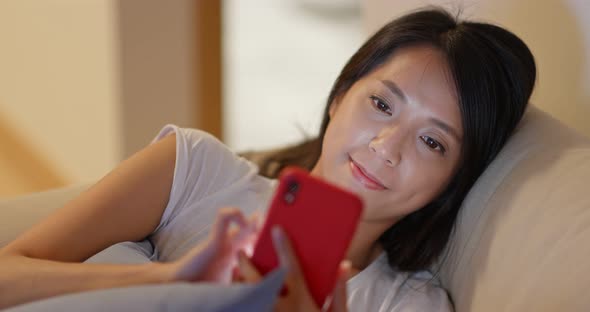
254, 7, 536, 271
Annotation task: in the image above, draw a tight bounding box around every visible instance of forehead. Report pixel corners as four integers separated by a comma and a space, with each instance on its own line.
367, 45, 462, 133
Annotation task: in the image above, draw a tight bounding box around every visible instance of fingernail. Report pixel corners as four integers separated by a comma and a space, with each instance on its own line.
271, 226, 284, 248
341, 260, 352, 270
340, 260, 352, 280
237, 249, 247, 262
232, 266, 243, 282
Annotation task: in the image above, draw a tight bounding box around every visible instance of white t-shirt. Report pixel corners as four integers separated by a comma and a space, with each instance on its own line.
149, 125, 453, 312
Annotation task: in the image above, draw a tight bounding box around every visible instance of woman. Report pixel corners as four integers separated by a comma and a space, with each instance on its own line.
0, 7, 536, 311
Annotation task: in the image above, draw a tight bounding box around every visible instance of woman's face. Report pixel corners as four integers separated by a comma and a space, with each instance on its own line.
312, 45, 463, 225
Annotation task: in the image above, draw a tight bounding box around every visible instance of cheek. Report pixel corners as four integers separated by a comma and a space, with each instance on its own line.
325, 111, 374, 154
402, 162, 455, 208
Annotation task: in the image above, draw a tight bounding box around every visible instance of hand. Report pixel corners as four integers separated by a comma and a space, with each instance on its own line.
164, 207, 260, 284
236, 226, 350, 312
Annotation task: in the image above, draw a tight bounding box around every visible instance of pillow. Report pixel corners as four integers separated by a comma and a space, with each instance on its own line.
4, 242, 286, 312
84, 240, 157, 264
439, 107, 590, 311
4, 271, 286, 312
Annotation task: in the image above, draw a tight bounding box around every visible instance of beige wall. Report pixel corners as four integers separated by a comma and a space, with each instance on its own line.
363, 0, 590, 137
117, 0, 195, 159
0, 0, 196, 188
0, 0, 120, 183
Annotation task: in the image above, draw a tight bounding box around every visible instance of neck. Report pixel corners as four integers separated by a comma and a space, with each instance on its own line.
345, 217, 399, 271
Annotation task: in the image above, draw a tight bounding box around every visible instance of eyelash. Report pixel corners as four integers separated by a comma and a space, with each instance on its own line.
420, 135, 446, 154
370, 95, 447, 155
370, 95, 392, 116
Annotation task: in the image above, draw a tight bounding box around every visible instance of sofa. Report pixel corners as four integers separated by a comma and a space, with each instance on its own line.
1, 106, 589, 311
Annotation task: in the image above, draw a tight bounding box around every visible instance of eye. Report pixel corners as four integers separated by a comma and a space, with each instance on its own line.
370, 96, 392, 116
420, 135, 446, 154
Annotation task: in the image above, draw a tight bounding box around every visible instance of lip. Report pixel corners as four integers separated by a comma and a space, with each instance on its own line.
348, 156, 388, 191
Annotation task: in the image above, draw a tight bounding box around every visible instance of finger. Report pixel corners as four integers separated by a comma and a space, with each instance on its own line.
271, 226, 301, 274
330, 260, 351, 312
247, 210, 263, 233
231, 266, 243, 283
237, 250, 263, 283
271, 226, 307, 294
214, 208, 248, 238
220, 210, 261, 246
229, 214, 261, 250
236, 212, 263, 254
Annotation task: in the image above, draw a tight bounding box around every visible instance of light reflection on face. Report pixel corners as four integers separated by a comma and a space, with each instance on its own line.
312, 45, 463, 225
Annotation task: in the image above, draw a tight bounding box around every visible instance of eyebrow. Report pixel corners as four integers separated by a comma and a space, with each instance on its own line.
429, 118, 462, 142
380, 80, 407, 103
381, 79, 461, 142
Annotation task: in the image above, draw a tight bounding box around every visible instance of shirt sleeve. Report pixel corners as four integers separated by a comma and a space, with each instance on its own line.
150, 124, 258, 233
390, 274, 454, 312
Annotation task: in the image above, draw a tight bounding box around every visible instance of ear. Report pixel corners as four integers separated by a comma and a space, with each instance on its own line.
328, 100, 339, 118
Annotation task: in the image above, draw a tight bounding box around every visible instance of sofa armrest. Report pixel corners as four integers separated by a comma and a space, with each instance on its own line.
0, 183, 91, 249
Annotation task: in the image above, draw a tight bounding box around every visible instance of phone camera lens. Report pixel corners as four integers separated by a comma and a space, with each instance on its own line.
284, 192, 295, 204
287, 181, 299, 193
284, 180, 299, 204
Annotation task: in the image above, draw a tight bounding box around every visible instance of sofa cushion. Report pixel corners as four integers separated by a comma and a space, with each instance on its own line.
439, 106, 590, 311
0, 183, 90, 248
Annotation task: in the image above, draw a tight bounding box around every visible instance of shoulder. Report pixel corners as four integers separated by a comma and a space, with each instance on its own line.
149, 125, 276, 259
347, 255, 453, 312
149, 125, 275, 247
153, 125, 250, 172
392, 271, 453, 312
155, 124, 273, 191
153, 125, 229, 154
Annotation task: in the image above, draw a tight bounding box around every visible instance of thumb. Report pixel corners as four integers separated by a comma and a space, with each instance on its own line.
330, 260, 351, 312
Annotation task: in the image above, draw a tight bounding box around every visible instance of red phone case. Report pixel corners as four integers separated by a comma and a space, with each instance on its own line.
250, 166, 363, 307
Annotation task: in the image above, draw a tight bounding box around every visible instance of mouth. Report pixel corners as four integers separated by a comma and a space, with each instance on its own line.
348, 155, 388, 191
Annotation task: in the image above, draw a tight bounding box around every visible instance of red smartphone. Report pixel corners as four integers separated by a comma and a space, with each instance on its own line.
250, 166, 363, 307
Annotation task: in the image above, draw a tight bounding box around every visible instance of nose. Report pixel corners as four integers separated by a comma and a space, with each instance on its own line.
368, 126, 403, 167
